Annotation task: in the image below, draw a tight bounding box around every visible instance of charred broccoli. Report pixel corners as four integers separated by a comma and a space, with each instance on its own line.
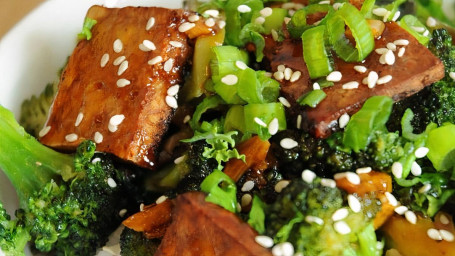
120, 228, 159, 256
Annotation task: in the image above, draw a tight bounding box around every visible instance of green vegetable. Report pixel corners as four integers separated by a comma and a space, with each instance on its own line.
360, 0, 376, 17
426, 123, 455, 171
237, 69, 280, 104
255, 8, 288, 34
120, 228, 159, 256
297, 89, 327, 108
189, 95, 225, 131
77, 17, 97, 40
244, 103, 286, 140
399, 15, 431, 45
224, 105, 246, 133
414, 0, 455, 28
301, 25, 333, 79
238, 23, 266, 62
287, 4, 333, 38
200, 170, 238, 212
0, 203, 30, 256
247, 195, 266, 234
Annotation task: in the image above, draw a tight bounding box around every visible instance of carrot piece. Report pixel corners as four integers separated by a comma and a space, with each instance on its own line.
184, 19, 214, 39
336, 171, 392, 196
223, 136, 270, 182
373, 196, 396, 229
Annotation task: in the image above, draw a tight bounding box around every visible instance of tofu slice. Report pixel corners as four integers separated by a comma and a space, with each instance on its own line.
264, 22, 445, 138
40, 6, 194, 168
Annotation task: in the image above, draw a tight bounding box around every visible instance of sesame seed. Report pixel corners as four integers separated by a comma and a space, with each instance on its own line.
423, 30, 430, 37
254, 117, 267, 127
39, 126, 51, 137
36, 161, 42, 166
274, 180, 290, 193
313, 82, 321, 90
391, 162, 403, 178
113, 39, 123, 53
387, 42, 397, 51
397, 47, 405, 57
440, 214, 450, 225
281, 2, 296, 9
354, 65, 367, 73
372, 8, 388, 17
280, 138, 298, 149
379, 54, 387, 65
394, 39, 409, 46
108, 124, 118, 133
302, 169, 316, 183
450, 72, 455, 81
183, 115, 191, 124
273, 71, 284, 81
264, 72, 272, 77
268, 118, 279, 135
319, 0, 331, 4
237, 4, 252, 13
107, 177, 117, 188
342, 81, 359, 90
440, 230, 455, 242
411, 161, 422, 176
383, 11, 391, 22
241, 194, 252, 207
426, 16, 437, 27
241, 180, 255, 192
392, 11, 401, 22
332, 208, 349, 221
272, 242, 294, 256
255, 235, 274, 248
92, 158, 101, 164
277, 65, 286, 72
188, 14, 200, 22
140, 203, 144, 211
142, 40, 156, 51
278, 97, 291, 108
385, 50, 396, 65
427, 228, 442, 240
118, 61, 128, 76
113, 56, 126, 66
367, 71, 379, 88
375, 48, 389, 54
362, 77, 368, 85
174, 155, 186, 164
338, 113, 350, 129
203, 9, 219, 18
284, 17, 291, 24
221, 74, 238, 85
346, 172, 361, 185
165, 96, 178, 109
284, 68, 292, 80
75, 112, 84, 127
296, 115, 302, 129
178, 22, 196, 32
156, 195, 168, 204
394, 205, 408, 215
164, 58, 175, 72
334, 172, 347, 180
334, 221, 351, 235
405, 210, 417, 224
260, 7, 273, 17
100, 53, 109, 68
110, 114, 125, 126
415, 147, 429, 158
65, 133, 78, 142
356, 167, 372, 174
385, 192, 398, 206
235, 60, 248, 70
94, 132, 103, 144
321, 178, 336, 188
333, 2, 342, 10
117, 78, 131, 88
411, 26, 425, 33
146, 17, 155, 30
119, 209, 127, 217
271, 29, 279, 41
348, 195, 362, 213
169, 41, 183, 48
255, 16, 266, 23
290, 71, 301, 82
305, 215, 324, 225
167, 85, 180, 96
377, 75, 392, 85
148, 56, 163, 65
327, 71, 342, 82
205, 18, 216, 27
217, 20, 226, 29
418, 183, 431, 194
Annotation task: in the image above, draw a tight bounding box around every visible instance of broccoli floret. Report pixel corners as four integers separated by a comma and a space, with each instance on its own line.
120, 228, 159, 256
0, 204, 30, 256
0, 105, 143, 255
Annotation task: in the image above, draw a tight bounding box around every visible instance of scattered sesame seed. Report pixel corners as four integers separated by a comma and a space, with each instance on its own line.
205, 18, 216, 27
254, 117, 267, 127
296, 115, 302, 129
268, 118, 279, 135
356, 166, 372, 174
394, 39, 409, 46
273, 71, 284, 81
334, 221, 351, 235
117, 78, 131, 88
217, 20, 226, 29
319, 0, 331, 4
354, 65, 367, 73
236, 202, 242, 212
165, 95, 178, 109
280, 138, 298, 149
119, 209, 127, 217
164, 58, 175, 72
271, 29, 279, 41
146, 17, 156, 30
418, 183, 431, 194
178, 22, 196, 32
427, 228, 442, 240
426, 16, 437, 28
278, 97, 291, 108
367, 71, 379, 88
332, 208, 349, 221
113, 56, 126, 66
188, 14, 200, 22
334, 172, 347, 180
183, 115, 191, 124
375, 48, 389, 54
338, 113, 350, 129
113, 39, 123, 53
140, 203, 145, 211
75, 112, 84, 127
327, 71, 342, 82
107, 177, 117, 188
440, 230, 454, 242
411, 161, 422, 176
174, 155, 186, 164
397, 47, 405, 57
321, 178, 336, 188
385, 192, 398, 206
450, 72, 455, 81
302, 169, 316, 183
94, 132, 103, 144
141, 40, 156, 51
383, 11, 391, 22
118, 61, 128, 76
221, 74, 238, 85
405, 210, 417, 224
108, 123, 118, 133
423, 30, 429, 37
274, 180, 290, 193
392, 162, 403, 178
284, 68, 293, 80
241, 193, 252, 207
290, 71, 301, 82
148, 56, 163, 65
313, 82, 321, 90
379, 54, 387, 65
377, 75, 393, 85
394, 205, 408, 215
156, 195, 168, 204
281, 2, 296, 9
39, 126, 51, 137
100, 53, 109, 68
277, 65, 286, 72
65, 133, 78, 142
411, 26, 425, 33
305, 215, 324, 225
346, 172, 361, 185
392, 11, 401, 22
284, 17, 291, 24
241, 180, 255, 192
385, 50, 396, 65
362, 77, 368, 85
260, 7, 273, 17
348, 195, 362, 213
415, 147, 429, 158
255, 235, 274, 248
167, 84, 180, 96
92, 158, 101, 164
237, 4, 252, 13
372, 8, 388, 17
235, 60, 248, 70
387, 42, 397, 51
440, 214, 450, 225
203, 9, 219, 18
169, 41, 183, 48
110, 114, 125, 126
333, 2, 342, 10
342, 81, 359, 90
271, 242, 294, 256
36, 161, 42, 166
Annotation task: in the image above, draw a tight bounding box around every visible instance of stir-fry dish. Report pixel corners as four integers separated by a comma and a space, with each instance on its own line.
1, 0, 455, 255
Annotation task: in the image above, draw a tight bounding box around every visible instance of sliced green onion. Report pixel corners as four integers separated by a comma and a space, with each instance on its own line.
383, 0, 406, 21
297, 90, 327, 108
247, 195, 266, 234
327, 3, 375, 62
256, 8, 288, 34
224, 0, 264, 46
224, 105, 246, 133
302, 25, 333, 79
287, 4, 333, 38
244, 103, 286, 140
200, 170, 238, 213
427, 123, 455, 171
237, 69, 280, 104
239, 23, 266, 62
399, 15, 431, 46
189, 96, 225, 131
360, 0, 376, 18
78, 18, 97, 40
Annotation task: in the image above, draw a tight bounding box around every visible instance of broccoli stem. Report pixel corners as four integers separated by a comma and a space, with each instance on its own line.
0, 105, 74, 207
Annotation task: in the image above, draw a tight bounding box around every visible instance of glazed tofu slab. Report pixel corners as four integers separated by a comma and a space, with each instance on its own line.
40, 6, 193, 168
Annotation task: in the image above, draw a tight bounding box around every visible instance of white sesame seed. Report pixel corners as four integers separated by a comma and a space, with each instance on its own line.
379, 54, 387, 65
319, 0, 331, 4
167, 84, 180, 96
36, 161, 42, 166
342, 81, 359, 90
164, 58, 175, 72
268, 118, 279, 135
100, 53, 109, 68
394, 205, 408, 215
271, 29, 279, 41
221, 74, 238, 85
385, 50, 396, 65
255, 235, 274, 248
278, 65, 286, 72
217, 20, 226, 29
284, 17, 291, 24
372, 8, 388, 17
241, 180, 255, 192
391, 162, 403, 178
39, 126, 51, 137
392, 11, 401, 22
94, 132, 103, 144
165, 96, 178, 109
333, 2, 342, 10
387, 42, 397, 51
236, 202, 241, 212
375, 48, 389, 54
178, 22, 196, 32
146, 17, 155, 30
264, 72, 272, 77
108, 124, 118, 133
237, 4, 252, 13
411, 26, 426, 33
356, 167, 372, 174
92, 158, 101, 164
385, 192, 398, 206
321, 178, 336, 188
334, 221, 351, 235
278, 97, 291, 108
113, 56, 126, 66
254, 117, 267, 127
260, 7, 273, 17
156, 195, 168, 204
362, 77, 368, 85
426, 16, 437, 28
255, 17, 266, 24
113, 39, 123, 53
142, 40, 157, 51
183, 115, 191, 124
235, 60, 248, 70
348, 195, 362, 213
383, 11, 391, 22
440, 214, 450, 225
302, 169, 316, 183
338, 113, 350, 129
377, 75, 393, 85
148, 56, 163, 65
313, 82, 321, 90
274, 180, 290, 193
272, 242, 294, 256
334, 172, 347, 180
174, 155, 186, 164
354, 65, 367, 73
75, 112, 84, 127
273, 71, 284, 81
411, 161, 422, 176
296, 115, 302, 129
241, 194, 252, 207
140, 203, 145, 211
394, 39, 410, 46
107, 177, 117, 188
280, 138, 298, 149
367, 71, 379, 88
423, 30, 430, 37
415, 147, 429, 158
290, 71, 301, 82
169, 41, 184, 48
346, 172, 361, 185
397, 47, 406, 57
418, 183, 431, 194
305, 215, 324, 225
405, 210, 417, 224
284, 68, 292, 80
427, 228, 443, 240
118, 60, 128, 76
119, 209, 127, 217
203, 9, 219, 18
440, 230, 455, 242
116, 78, 131, 88
450, 72, 455, 81
205, 18, 216, 27
327, 71, 342, 82
188, 14, 200, 22
65, 133, 78, 142
332, 208, 349, 221
110, 114, 125, 126
281, 2, 296, 9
